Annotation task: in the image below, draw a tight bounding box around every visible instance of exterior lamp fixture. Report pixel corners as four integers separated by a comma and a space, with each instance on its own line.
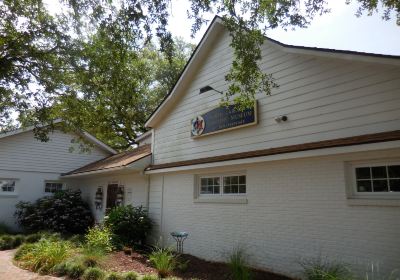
199, 85, 224, 94
95, 187, 103, 210
116, 186, 124, 206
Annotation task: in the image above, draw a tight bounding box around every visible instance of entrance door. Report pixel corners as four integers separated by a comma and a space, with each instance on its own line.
106, 183, 119, 211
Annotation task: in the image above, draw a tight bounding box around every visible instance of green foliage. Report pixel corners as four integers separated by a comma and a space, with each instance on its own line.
149, 247, 177, 278
14, 243, 36, 260
52, 262, 69, 276
25, 233, 43, 243
14, 190, 94, 234
300, 258, 353, 280
85, 225, 113, 253
83, 267, 106, 280
228, 248, 252, 280
141, 274, 159, 280
0, 223, 11, 235
66, 262, 86, 279
105, 272, 124, 280
0, 235, 16, 250
105, 205, 152, 246
123, 271, 138, 280
14, 239, 72, 274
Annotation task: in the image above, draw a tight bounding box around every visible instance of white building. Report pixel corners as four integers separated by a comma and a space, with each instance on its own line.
1, 16, 399, 278
143, 17, 400, 276
0, 122, 116, 230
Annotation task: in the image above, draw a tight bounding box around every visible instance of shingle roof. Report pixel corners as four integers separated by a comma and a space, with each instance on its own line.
64, 144, 151, 175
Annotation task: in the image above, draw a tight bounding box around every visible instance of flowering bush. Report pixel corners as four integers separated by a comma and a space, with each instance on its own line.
104, 205, 152, 246
15, 190, 94, 234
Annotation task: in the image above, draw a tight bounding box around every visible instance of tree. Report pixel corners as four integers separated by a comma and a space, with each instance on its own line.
1, 0, 398, 139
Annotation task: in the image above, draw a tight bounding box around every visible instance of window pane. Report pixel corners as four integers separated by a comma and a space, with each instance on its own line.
231, 185, 238, 193
201, 178, 207, 186
356, 167, 370, 179
239, 185, 246, 193
207, 178, 213, 185
389, 179, 400, 192
371, 166, 387, 179
239, 176, 246, 184
213, 185, 220, 194
223, 185, 231, 193
231, 176, 238, 185
357, 180, 372, 192
388, 165, 400, 178
373, 180, 388, 192
214, 177, 220, 186
224, 177, 230, 185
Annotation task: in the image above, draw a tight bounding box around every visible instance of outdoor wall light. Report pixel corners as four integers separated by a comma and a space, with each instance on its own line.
95, 187, 103, 210
274, 115, 288, 123
199, 85, 224, 94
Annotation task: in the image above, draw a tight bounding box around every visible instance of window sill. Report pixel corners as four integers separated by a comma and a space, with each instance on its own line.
0, 193, 18, 198
347, 197, 400, 207
194, 197, 248, 204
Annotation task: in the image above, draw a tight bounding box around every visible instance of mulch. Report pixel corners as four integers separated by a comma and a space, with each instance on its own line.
102, 250, 293, 280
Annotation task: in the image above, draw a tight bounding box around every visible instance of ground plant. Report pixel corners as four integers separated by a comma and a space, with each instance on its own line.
149, 247, 177, 278
85, 224, 114, 253
66, 262, 86, 279
123, 271, 138, 280
300, 258, 353, 280
83, 267, 106, 280
15, 190, 94, 234
15, 238, 72, 274
105, 205, 152, 246
105, 271, 124, 280
228, 248, 252, 280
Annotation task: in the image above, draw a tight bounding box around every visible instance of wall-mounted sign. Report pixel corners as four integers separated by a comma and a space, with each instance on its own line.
191, 101, 257, 137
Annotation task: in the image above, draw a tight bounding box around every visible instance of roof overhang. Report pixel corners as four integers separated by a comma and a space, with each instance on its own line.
61, 154, 151, 178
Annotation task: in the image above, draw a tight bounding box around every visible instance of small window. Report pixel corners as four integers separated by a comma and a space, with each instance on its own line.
45, 182, 63, 193
355, 164, 400, 193
0, 179, 16, 192
199, 174, 246, 195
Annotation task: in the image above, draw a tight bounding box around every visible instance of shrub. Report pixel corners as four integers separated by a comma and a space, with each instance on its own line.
66, 262, 86, 279
14, 243, 36, 260
15, 190, 94, 234
83, 267, 106, 280
69, 234, 85, 246
300, 258, 353, 280
0, 222, 11, 235
149, 247, 177, 278
85, 225, 113, 253
141, 274, 158, 280
25, 233, 42, 243
105, 272, 124, 280
104, 205, 152, 246
14, 239, 72, 273
123, 271, 138, 280
13, 234, 26, 247
0, 235, 15, 250
228, 248, 252, 280
52, 262, 69, 276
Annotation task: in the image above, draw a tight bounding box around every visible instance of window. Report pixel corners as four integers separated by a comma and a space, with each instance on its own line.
0, 179, 16, 192
44, 182, 63, 193
199, 174, 246, 195
355, 164, 400, 193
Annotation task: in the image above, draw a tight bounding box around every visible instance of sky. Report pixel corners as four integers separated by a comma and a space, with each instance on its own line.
166, 1, 400, 55
44, 0, 399, 55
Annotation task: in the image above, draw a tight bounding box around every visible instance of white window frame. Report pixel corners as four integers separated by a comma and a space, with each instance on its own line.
44, 181, 64, 194
198, 173, 247, 197
349, 160, 400, 199
0, 178, 18, 195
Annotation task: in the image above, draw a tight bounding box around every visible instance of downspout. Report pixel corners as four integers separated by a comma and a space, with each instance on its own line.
160, 174, 165, 247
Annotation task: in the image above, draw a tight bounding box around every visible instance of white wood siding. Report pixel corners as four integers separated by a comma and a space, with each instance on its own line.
152, 30, 400, 164
0, 130, 110, 173
150, 148, 400, 277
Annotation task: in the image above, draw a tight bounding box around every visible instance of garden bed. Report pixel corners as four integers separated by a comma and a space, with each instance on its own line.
102, 250, 293, 280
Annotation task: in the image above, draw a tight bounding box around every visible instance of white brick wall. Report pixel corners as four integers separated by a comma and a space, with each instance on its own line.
148, 148, 400, 277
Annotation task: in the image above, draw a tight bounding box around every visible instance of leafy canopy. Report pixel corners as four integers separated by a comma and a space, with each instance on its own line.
1, 0, 398, 144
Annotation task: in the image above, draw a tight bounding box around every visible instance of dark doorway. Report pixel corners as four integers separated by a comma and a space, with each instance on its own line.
106, 183, 119, 211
